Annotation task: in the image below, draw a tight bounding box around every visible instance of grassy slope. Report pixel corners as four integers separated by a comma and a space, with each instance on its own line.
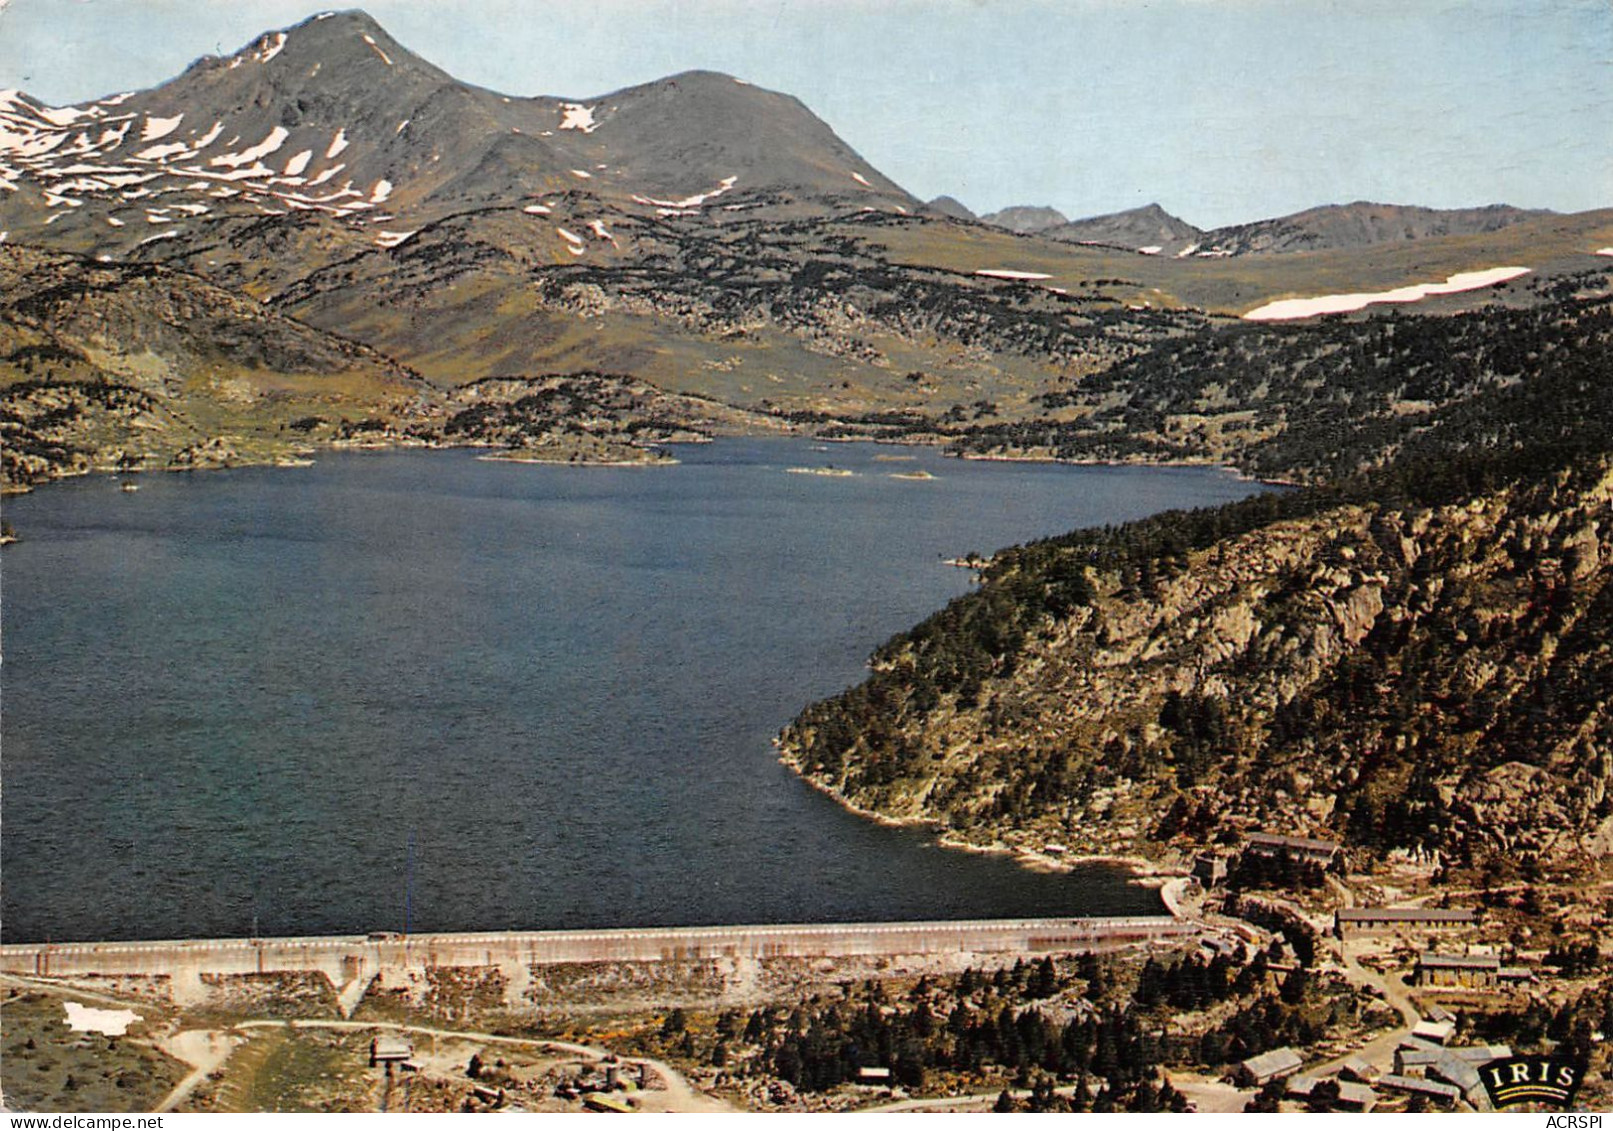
869, 208, 1613, 315
0, 246, 437, 488
264, 207, 1613, 430
7, 206, 1610, 491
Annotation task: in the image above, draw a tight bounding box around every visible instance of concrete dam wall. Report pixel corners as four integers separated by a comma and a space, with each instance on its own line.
1, 916, 1191, 1001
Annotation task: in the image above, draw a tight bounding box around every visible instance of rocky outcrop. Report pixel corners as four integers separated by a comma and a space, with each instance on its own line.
439, 372, 775, 461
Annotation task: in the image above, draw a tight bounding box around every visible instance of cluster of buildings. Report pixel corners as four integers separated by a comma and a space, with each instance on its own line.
1235, 1047, 1378, 1111
554, 1059, 650, 1103
1204, 829, 1555, 1112
1377, 1022, 1513, 1111
1236, 1022, 1512, 1113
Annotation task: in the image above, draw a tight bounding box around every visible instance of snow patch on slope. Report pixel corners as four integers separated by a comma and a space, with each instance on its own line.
559, 103, 599, 133
362, 34, 393, 66
135, 142, 190, 161
210, 126, 289, 169
193, 121, 224, 149
96, 121, 133, 149
38, 104, 96, 127
256, 32, 287, 64
975, 269, 1053, 281
632, 175, 738, 211
141, 114, 183, 142
1245, 267, 1532, 321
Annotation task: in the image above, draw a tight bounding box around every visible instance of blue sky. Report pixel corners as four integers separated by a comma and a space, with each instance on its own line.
1, 0, 1608, 227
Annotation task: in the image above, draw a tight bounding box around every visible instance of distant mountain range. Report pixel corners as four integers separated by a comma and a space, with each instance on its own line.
1042, 203, 1204, 257
3, 9, 1611, 492
0, 9, 1562, 265
951, 199, 1550, 258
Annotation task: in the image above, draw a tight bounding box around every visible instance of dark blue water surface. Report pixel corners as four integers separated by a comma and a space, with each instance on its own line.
1, 439, 1263, 942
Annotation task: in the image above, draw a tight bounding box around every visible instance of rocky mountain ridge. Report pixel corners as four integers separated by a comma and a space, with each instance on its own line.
0, 244, 774, 488
0, 243, 434, 486
1040, 203, 1203, 257
977, 204, 1069, 234
0, 9, 914, 262
1201, 201, 1549, 257
968, 200, 1548, 259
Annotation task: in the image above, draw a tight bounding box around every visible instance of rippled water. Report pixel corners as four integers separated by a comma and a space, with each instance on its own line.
0, 439, 1263, 942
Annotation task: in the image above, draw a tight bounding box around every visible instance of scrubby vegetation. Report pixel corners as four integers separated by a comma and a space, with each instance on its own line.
608, 943, 1383, 1111
781, 294, 1613, 875
954, 294, 1613, 482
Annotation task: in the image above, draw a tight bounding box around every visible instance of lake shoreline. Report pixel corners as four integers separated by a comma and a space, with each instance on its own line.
775, 742, 1178, 916
2, 426, 1282, 498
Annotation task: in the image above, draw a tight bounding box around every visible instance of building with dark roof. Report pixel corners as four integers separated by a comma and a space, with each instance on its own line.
1334, 906, 1475, 938
1193, 853, 1230, 886
1379, 1074, 1462, 1104
1414, 953, 1499, 989
1244, 832, 1341, 864
1236, 1046, 1304, 1087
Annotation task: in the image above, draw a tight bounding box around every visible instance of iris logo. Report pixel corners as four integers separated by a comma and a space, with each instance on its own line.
1480, 1056, 1586, 1110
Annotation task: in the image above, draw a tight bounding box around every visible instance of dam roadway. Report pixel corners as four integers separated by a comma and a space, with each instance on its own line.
0, 916, 1193, 992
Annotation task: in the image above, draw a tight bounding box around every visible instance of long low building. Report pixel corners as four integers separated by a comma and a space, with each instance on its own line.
1415, 953, 1499, 989
1244, 832, 1342, 864
1378, 1074, 1463, 1104
1335, 907, 1476, 938
1236, 1046, 1304, 1087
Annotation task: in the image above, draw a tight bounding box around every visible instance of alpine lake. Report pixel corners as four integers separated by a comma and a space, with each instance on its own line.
0, 438, 1265, 942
